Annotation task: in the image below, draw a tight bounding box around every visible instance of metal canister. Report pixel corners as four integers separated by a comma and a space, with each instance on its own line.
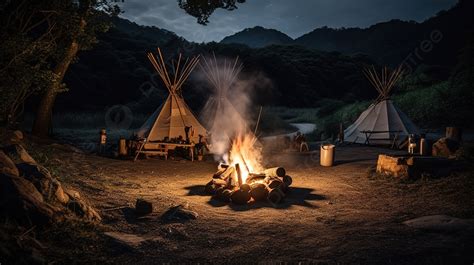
419, 138, 429, 156
118, 137, 127, 157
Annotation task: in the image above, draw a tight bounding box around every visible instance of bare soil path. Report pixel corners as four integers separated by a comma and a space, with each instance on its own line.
43, 144, 474, 264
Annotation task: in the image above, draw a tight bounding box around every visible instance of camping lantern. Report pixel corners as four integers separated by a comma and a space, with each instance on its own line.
408, 134, 416, 154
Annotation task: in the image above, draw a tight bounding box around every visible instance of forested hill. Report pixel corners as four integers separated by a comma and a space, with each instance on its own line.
56, 0, 473, 114
58, 18, 375, 112
220, 26, 294, 48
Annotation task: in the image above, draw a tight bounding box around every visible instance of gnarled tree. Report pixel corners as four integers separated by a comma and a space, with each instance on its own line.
31, 0, 120, 137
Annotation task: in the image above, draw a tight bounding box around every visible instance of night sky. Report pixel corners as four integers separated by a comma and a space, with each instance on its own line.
118, 0, 457, 43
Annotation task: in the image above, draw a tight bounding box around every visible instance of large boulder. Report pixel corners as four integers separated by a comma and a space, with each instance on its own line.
3, 144, 37, 165
0, 150, 19, 177
0, 173, 56, 225
376, 154, 410, 178
432, 137, 460, 158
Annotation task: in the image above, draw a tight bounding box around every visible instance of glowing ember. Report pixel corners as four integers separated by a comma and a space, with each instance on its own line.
227, 133, 263, 183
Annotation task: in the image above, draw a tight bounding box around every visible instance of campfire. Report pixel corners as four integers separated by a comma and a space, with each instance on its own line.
205, 134, 292, 205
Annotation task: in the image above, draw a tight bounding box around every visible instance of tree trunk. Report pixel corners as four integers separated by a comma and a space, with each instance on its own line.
32, 18, 86, 137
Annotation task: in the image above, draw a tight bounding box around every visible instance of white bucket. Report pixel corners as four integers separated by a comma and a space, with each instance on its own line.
320, 144, 335, 167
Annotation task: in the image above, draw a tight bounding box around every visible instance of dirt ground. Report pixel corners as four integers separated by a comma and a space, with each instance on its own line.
37, 144, 474, 264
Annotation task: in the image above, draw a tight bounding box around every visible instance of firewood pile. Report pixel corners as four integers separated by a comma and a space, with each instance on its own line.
204, 164, 292, 206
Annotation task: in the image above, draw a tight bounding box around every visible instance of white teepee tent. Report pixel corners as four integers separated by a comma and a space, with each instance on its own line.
199, 55, 246, 136
199, 55, 259, 155
344, 65, 420, 145
136, 48, 207, 143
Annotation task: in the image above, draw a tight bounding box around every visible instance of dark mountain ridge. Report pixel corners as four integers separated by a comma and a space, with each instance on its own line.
55, 0, 473, 113
220, 26, 294, 48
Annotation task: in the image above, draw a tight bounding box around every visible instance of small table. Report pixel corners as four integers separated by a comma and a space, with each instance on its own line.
360, 130, 402, 149
133, 140, 195, 161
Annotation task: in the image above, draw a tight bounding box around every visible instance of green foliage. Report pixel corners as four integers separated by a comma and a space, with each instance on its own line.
0, 1, 56, 125
0, 0, 120, 126
393, 82, 449, 127
178, 0, 246, 25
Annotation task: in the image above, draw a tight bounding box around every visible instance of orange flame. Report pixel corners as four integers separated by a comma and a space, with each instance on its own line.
228, 133, 263, 184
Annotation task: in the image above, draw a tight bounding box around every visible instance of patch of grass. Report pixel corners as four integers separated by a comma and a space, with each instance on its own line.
315, 100, 370, 140
393, 81, 448, 128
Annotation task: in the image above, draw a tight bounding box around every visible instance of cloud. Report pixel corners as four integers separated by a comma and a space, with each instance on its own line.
118, 0, 457, 42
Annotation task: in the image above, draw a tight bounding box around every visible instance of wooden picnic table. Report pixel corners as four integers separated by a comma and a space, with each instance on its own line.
133, 140, 195, 161
360, 130, 402, 149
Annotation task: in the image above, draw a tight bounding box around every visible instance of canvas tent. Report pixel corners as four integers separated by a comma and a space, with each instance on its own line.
136, 48, 207, 144
344, 65, 420, 145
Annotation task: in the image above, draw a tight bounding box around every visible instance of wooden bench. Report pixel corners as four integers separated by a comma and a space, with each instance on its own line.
360, 130, 402, 149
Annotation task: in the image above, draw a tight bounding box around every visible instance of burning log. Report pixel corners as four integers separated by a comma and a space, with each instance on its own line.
212, 179, 227, 186
235, 163, 243, 187
246, 173, 266, 184
214, 187, 226, 200
264, 167, 286, 178
230, 189, 251, 205
283, 175, 292, 187
206, 161, 292, 206
221, 189, 232, 202
213, 165, 235, 180
267, 178, 284, 189
249, 183, 268, 201
240, 183, 251, 193
267, 187, 285, 205
231, 165, 252, 204
205, 180, 218, 194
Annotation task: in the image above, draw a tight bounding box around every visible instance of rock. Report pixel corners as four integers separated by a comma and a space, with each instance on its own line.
0, 150, 19, 177
3, 144, 37, 165
432, 137, 460, 158
104, 232, 147, 249
0, 173, 55, 225
52, 179, 69, 205
64, 189, 81, 200
11, 130, 23, 142
403, 215, 474, 232
135, 199, 153, 216
376, 154, 410, 179
16, 163, 53, 199
67, 198, 102, 222
376, 155, 453, 179
161, 203, 198, 222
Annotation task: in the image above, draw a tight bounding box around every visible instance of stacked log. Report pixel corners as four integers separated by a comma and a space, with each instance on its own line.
204, 165, 292, 206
